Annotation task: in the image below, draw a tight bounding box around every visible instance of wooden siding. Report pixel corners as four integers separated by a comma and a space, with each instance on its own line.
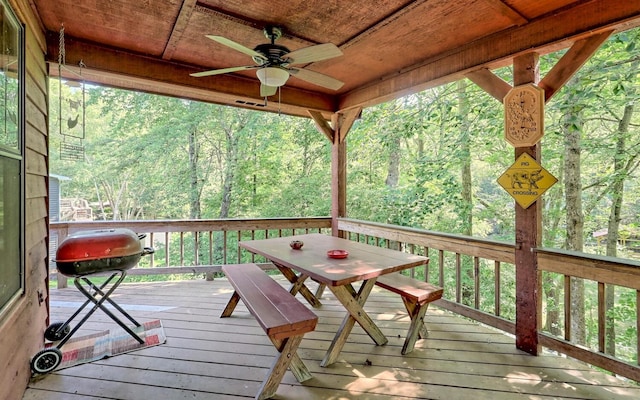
0, 2, 49, 400
24, 278, 640, 399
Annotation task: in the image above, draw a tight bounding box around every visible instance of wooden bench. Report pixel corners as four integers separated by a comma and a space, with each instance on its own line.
375, 272, 443, 354
220, 263, 318, 400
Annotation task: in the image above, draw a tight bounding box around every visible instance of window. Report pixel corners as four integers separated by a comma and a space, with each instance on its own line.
0, 0, 23, 314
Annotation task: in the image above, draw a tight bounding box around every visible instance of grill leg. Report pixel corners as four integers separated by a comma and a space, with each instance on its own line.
73, 271, 145, 344
53, 272, 125, 347
81, 274, 142, 327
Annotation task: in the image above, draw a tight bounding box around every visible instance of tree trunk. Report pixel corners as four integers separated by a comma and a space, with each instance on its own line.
457, 81, 474, 305
543, 162, 564, 335
188, 127, 202, 220
604, 102, 635, 355
563, 102, 585, 344
219, 127, 240, 219
385, 136, 401, 188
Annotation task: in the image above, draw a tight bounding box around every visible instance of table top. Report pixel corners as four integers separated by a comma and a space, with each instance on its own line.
239, 233, 428, 286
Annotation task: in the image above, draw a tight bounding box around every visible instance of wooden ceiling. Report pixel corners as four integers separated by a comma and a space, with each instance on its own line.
30, 0, 640, 118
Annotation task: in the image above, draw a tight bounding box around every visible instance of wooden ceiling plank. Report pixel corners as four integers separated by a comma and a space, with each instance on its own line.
539, 30, 614, 102
466, 68, 512, 102
340, 0, 430, 50
482, 0, 528, 26
163, 0, 198, 60
193, 4, 263, 31
338, 0, 640, 112
308, 110, 334, 142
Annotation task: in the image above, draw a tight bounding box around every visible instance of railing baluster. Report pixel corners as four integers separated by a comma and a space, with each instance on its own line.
495, 260, 501, 316
165, 232, 170, 267
438, 250, 444, 288
455, 253, 461, 304
179, 232, 184, 266
194, 231, 199, 266
208, 231, 213, 264
598, 282, 605, 353
424, 246, 430, 283
409, 243, 416, 279
474, 256, 480, 309
149, 232, 155, 268
565, 274, 571, 341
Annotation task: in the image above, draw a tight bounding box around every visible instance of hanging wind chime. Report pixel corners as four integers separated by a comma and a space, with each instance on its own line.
58, 24, 86, 161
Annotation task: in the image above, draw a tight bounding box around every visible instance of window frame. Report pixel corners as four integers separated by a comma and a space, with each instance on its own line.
0, 0, 25, 318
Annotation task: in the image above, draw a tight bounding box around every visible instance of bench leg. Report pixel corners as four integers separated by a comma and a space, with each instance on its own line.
257, 335, 308, 400
270, 336, 313, 382
220, 291, 241, 318
401, 298, 430, 355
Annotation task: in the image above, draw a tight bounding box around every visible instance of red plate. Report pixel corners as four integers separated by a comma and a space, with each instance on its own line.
327, 249, 349, 259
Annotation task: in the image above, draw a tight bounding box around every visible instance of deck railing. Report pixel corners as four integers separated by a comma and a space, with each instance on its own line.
336, 218, 640, 382
49, 217, 332, 284
49, 217, 640, 382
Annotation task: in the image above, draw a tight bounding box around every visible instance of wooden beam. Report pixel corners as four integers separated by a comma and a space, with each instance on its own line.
47, 36, 338, 118
336, 107, 361, 143
308, 110, 334, 142
466, 69, 512, 102
331, 125, 347, 237
539, 30, 614, 102
338, 0, 640, 112
513, 53, 542, 357
162, 0, 198, 60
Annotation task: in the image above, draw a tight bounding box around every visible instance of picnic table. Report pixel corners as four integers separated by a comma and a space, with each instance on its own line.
239, 233, 429, 366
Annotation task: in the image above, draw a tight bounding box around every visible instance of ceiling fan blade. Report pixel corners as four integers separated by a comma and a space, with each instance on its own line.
260, 84, 278, 97
285, 43, 343, 64
190, 65, 257, 78
288, 68, 344, 90
205, 35, 267, 60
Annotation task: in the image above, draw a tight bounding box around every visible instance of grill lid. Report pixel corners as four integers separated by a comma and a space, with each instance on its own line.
55, 228, 145, 263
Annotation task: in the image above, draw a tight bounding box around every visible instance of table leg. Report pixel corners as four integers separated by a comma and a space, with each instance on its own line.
274, 263, 322, 308
321, 279, 388, 367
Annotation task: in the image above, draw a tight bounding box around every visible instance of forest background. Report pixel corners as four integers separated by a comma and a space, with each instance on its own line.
50, 29, 639, 361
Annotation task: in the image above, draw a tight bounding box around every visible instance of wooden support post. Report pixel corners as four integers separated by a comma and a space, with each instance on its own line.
467, 34, 610, 357
308, 108, 361, 237
513, 53, 542, 356
331, 120, 347, 237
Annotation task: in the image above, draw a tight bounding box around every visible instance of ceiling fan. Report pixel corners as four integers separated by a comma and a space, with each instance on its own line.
191, 26, 344, 97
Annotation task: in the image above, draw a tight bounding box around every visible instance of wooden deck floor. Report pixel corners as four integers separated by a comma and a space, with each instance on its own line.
24, 277, 639, 400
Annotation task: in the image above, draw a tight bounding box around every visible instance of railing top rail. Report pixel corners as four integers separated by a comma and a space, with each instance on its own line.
50, 217, 332, 233
537, 247, 640, 290
338, 218, 515, 263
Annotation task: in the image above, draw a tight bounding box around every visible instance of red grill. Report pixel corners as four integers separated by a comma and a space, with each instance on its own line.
55, 228, 153, 276
31, 228, 154, 375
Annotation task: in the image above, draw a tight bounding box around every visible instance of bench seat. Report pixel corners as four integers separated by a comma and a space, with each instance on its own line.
221, 263, 318, 400
375, 272, 443, 354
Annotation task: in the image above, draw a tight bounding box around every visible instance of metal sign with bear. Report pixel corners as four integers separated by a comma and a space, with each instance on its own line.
497, 152, 557, 209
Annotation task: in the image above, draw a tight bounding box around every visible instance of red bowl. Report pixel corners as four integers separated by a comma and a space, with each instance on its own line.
327, 249, 349, 259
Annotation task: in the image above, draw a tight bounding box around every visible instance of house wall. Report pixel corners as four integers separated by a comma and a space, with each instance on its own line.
0, 1, 49, 399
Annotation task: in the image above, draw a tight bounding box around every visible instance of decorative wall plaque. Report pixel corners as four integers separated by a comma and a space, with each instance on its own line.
503, 83, 545, 147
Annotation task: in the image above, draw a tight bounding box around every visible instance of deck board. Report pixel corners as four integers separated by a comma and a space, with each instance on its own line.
25, 278, 640, 400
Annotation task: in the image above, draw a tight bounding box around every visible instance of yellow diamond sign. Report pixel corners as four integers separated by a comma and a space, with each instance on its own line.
497, 153, 557, 209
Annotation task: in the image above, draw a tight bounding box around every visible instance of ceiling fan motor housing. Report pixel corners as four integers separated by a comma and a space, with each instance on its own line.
252, 43, 291, 66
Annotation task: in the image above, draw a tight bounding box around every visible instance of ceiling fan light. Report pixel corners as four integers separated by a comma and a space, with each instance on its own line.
256, 67, 289, 87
